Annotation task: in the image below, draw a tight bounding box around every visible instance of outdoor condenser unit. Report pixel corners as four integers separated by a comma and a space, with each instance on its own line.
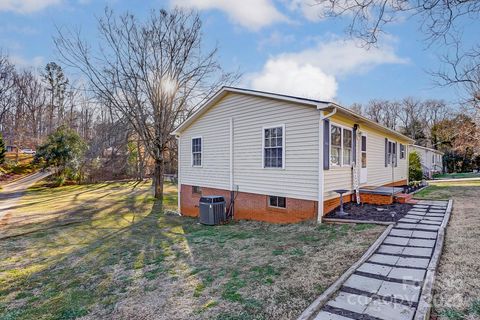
199, 196, 226, 225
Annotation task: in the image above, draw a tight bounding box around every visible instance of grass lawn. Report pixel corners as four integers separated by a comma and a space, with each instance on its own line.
415, 180, 480, 320
432, 172, 480, 180
0, 181, 385, 320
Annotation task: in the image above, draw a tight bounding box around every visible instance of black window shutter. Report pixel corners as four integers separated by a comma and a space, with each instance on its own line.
323, 119, 330, 170
384, 138, 388, 167
394, 142, 398, 167
352, 125, 357, 164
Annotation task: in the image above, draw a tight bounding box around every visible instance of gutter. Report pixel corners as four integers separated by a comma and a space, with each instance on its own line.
317, 105, 337, 223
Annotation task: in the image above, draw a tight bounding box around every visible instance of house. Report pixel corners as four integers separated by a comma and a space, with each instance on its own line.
173, 87, 415, 223
409, 145, 444, 179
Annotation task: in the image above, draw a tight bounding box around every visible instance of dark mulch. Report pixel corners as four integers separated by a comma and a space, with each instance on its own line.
326, 202, 414, 222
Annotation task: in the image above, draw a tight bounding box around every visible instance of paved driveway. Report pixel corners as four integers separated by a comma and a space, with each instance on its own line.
0, 171, 52, 224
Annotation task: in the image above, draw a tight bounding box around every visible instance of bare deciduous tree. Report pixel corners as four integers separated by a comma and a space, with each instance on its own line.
0, 53, 16, 130
54, 8, 238, 203
311, 0, 480, 45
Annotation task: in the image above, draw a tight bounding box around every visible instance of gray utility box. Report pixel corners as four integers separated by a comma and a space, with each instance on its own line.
199, 196, 226, 225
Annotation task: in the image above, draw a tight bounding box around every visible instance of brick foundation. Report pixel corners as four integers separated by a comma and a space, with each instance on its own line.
180, 185, 317, 223
180, 179, 407, 223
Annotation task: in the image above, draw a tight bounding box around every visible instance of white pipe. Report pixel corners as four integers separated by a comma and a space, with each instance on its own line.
229, 117, 234, 191
175, 134, 181, 215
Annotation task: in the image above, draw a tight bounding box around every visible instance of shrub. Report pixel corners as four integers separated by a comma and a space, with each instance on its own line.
409, 151, 423, 181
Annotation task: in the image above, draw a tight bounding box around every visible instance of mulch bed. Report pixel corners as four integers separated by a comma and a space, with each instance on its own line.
326, 202, 414, 222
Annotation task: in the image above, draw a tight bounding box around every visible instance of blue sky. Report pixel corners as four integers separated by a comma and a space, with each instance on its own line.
0, 0, 476, 105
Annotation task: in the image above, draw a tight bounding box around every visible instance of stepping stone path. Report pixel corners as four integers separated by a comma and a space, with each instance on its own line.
312, 200, 449, 320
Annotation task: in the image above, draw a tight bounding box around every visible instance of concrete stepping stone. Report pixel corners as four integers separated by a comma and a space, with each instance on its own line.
418, 220, 441, 225
314, 311, 354, 320
377, 280, 421, 303
415, 224, 439, 231
357, 262, 392, 276
397, 223, 418, 229
327, 292, 372, 314
378, 245, 404, 255
399, 218, 419, 223
421, 216, 444, 221
412, 231, 437, 239
408, 238, 435, 247
402, 247, 432, 257
343, 274, 383, 294
403, 215, 422, 220
369, 254, 400, 265
424, 214, 444, 218
384, 236, 410, 245
364, 299, 415, 320
390, 229, 413, 237
396, 257, 430, 268
387, 267, 426, 282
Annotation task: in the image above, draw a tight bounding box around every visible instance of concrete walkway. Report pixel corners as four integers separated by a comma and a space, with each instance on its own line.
0, 171, 52, 222
311, 200, 449, 320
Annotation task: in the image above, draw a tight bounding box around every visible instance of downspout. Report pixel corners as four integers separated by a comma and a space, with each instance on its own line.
175, 134, 181, 215
317, 105, 337, 223
229, 117, 235, 219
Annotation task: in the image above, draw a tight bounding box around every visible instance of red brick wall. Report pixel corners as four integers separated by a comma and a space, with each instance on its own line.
181, 178, 406, 223
358, 193, 393, 205
180, 184, 317, 223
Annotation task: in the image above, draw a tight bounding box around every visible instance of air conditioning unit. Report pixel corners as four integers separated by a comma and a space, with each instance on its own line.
199, 196, 226, 225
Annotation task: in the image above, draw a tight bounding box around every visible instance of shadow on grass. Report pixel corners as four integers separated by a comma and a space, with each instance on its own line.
0, 183, 188, 320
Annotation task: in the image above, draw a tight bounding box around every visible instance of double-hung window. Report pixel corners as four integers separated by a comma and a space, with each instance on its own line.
192, 137, 202, 167
263, 125, 284, 168
399, 144, 405, 159
330, 124, 353, 166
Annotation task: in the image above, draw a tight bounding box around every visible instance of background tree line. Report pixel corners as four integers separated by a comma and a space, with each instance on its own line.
350, 99, 480, 172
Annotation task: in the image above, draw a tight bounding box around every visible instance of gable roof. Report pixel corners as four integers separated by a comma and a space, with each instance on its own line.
410, 144, 444, 155
172, 86, 415, 143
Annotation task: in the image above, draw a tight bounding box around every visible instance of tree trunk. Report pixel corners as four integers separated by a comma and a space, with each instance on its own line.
154, 158, 164, 205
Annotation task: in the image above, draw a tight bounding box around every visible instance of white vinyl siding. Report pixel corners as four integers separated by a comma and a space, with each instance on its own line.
179, 93, 319, 201
324, 116, 409, 199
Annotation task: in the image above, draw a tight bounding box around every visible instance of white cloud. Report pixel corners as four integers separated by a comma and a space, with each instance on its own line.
0, 0, 62, 13
248, 38, 407, 100
171, 0, 289, 31
250, 58, 338, 100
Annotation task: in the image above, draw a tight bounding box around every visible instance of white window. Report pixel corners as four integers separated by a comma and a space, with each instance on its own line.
330, 124, 353, 166
268, 195, 286, 208
361, 135, 367, 168
263, 125, 285, 168
330, 125, 341, 166
192, 137, 202, 167
343, 129, 352, 165
400, 144, 405, 159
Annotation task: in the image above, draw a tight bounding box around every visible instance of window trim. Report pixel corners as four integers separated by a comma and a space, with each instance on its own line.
262, 124, 286, 169
385, 139, 398, 166
192, 186, 202, 195
399, 144, 405, 159
268, 195, 287, 209
191, 136, 203, 167
329, 122, 353, 167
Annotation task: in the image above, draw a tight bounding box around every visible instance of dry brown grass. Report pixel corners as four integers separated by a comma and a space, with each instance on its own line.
0, 182, 385, 320
416, 180, 480, 319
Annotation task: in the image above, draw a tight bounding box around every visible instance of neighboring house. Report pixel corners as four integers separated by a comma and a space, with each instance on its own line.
409, 145, 444, 179
173, 87, 414, 223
